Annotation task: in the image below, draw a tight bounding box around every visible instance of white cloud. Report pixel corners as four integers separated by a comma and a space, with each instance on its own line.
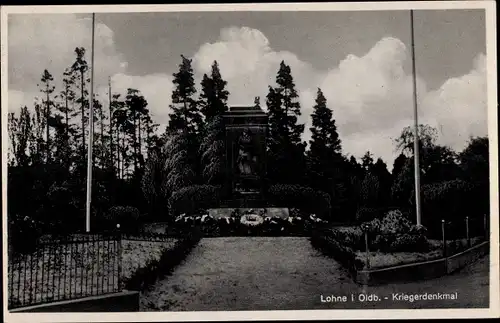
421, 53, 487, 152
8, 13, 170, 127
8, 19, 487, 169
191, 27, 487, 167
192, 26, 319, 107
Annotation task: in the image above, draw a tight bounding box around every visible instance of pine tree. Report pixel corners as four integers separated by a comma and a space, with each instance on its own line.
38, 69, 56, 163
58, 68, 77, 169
198, 60, 229, 186
372, 157, 392, 207
266, 61, 306, 184
125, 88, 148, 175
167, 55, 201, 136
307, 88, 342, 191
392, 153, 408, 181
361, 151, 374, 172
200, 116, 225, 185
71, 47, 89, 159
199, 61, 229, 122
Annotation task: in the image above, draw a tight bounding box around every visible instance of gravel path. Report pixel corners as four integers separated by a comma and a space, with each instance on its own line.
140, 237, 489, 311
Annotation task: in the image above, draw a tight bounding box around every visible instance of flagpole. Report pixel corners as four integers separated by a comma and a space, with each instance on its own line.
410, 9, 422, 227
85, 13, 96, 232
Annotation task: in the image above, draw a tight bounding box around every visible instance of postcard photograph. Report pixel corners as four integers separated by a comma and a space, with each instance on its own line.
2, 1, 499, 321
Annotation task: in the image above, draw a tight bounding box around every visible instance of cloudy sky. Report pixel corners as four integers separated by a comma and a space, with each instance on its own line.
7, 9, 487, 168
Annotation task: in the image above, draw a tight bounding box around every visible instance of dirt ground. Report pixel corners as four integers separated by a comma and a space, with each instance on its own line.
140, 237, 490, 311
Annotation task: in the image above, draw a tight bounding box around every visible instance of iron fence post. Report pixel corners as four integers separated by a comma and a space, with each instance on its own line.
364, 224, 370, 270
466, 216, 470, 248
441, 219, 446, 257
117, 224, 122, 291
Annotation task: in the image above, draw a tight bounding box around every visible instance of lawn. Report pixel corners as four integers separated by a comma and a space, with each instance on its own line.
8, 237, 178, 309
139, 237, 489, 310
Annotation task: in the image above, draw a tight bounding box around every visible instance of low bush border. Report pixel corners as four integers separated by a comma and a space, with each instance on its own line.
122, 229, 202, 291
311, 229, 489, 285
310, 228, 364, 276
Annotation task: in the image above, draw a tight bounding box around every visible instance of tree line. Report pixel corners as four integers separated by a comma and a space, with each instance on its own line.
8, 48, 490, 236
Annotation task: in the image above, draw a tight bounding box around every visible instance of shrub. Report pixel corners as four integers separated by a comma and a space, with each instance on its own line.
363, 209, 429, 253
310, 229, 365, 272
268, 184, 331, 219
417, 179, 476, 237
365, 209, 412, 235
168, 185, 221, 218
389, 233, 430, 252
104, 206, 140, 233
8, 213, 41, 255
355, 207, 382, 223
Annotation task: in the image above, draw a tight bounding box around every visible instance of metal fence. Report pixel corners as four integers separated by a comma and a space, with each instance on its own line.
359, 215, 489, 269
441, 215, 488, 257
7, 230, 183, 310
7, 232, 122, 310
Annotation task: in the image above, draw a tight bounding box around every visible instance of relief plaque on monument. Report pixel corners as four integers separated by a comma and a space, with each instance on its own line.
223, 106, 268, 202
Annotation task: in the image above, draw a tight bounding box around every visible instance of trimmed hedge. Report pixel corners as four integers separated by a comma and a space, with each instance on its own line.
123, 229, 202, 291
168, 185, 221, 218
310, 228, 365, 273
267, 184, 331, 219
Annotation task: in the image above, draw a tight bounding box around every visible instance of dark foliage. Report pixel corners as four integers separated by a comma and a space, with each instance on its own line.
267, 184, 331, 219
103, 206, 141, 233
168, 185, 221, 218
310, 228, 364, 273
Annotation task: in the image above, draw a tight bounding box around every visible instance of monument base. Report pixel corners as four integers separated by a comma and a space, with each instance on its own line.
208, 207, 289, 219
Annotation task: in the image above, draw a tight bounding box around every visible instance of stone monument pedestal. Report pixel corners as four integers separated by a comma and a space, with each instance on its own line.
222, 105, 268, 207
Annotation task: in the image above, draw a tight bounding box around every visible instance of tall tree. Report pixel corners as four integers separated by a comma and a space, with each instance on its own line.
167, 55, 201, 136
164, 130, 195, 192
395, 124, 438, 156
38, 69, 56, 163
30, 103, 46, 165
459, 136, 489, 184
361, 151, 374, 172
266, 61, 306, 184
199, 116, 225, 185
167, 55, 203, 184
199, 60, 229, 122
125, 88, 148, 175
8, 107, 32, 167
392, 153, 408, 180
307, 88, 342, 191
71, 47, 89, 158
58, 68, 77, 169
198, 60, 229, 186
371, 157, 392, 207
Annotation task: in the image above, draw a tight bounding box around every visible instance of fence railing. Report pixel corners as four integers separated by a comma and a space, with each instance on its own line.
7, 232, 123, 310
359, 215, 489, 269
7, 228, 185, 310
441, 215, 488, 257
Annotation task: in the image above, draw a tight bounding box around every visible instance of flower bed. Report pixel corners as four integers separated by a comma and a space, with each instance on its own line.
313, 209, 486, 271
173, 208, 325, 237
